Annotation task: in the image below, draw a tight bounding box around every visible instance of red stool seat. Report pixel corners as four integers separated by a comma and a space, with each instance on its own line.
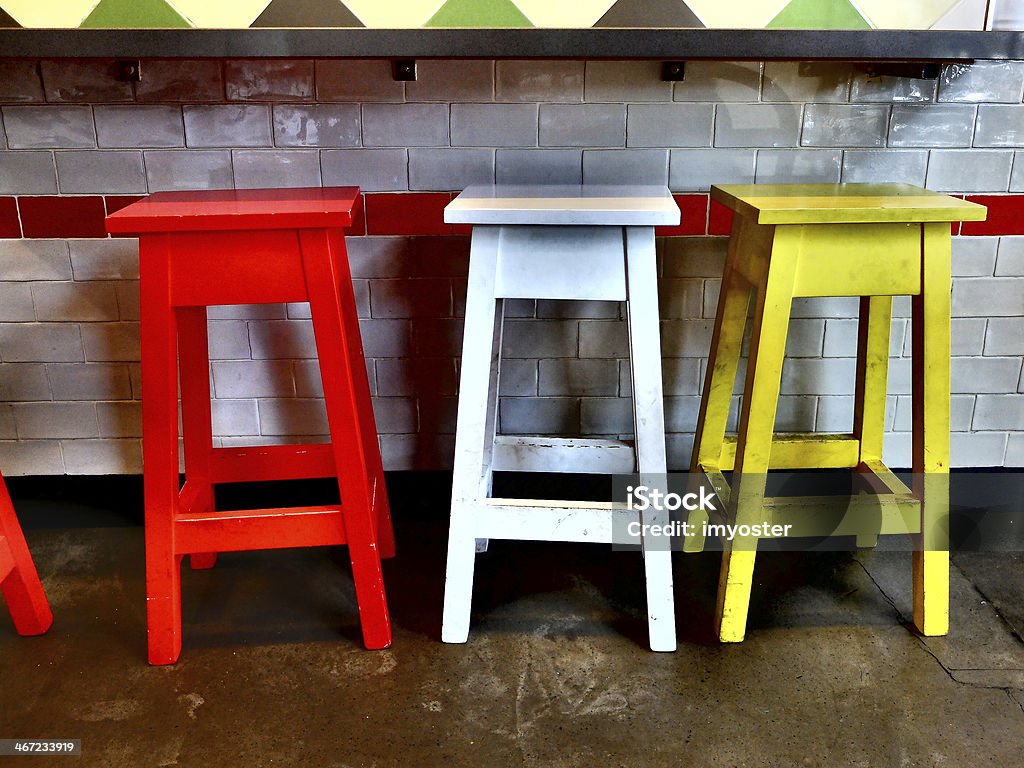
0, 470, 53, 636
108, 187, 393, 665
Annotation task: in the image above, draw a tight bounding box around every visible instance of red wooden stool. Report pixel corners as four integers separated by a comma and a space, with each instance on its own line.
107, 187, 394, 665
0, 470, 53, 636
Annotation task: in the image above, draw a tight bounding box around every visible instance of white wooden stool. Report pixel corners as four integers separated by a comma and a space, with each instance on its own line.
441, 185, 680, 652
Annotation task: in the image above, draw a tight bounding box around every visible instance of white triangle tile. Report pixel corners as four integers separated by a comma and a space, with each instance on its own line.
341, 0, 447, 28
512, 0, 616, 28
168, 0, 272, 28
2, 0, 100, 28
850, 0, 960, 29
685, 0, 790, 29
929, 0, 987, 30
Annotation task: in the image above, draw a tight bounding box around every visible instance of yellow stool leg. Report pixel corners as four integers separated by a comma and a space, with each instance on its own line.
852, 294, 893, 547
912, 223, 951, 637
716, 226, 799, 643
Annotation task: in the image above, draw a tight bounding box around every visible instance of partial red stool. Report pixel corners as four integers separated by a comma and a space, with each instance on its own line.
0, 470, 53, 636
107, 187, 394, 665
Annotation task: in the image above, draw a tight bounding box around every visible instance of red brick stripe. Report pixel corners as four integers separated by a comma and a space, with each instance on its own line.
5, 192, 1024, 240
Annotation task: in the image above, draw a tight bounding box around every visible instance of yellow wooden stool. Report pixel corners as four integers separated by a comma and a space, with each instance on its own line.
691, 183, 986, 643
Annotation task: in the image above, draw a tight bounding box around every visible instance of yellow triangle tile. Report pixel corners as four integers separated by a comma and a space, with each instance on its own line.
167, 0, 272, 28
512, 0, 616, 28
850, 0, 960, 29
2, 0, 100, 27
685, 0, 790, 28
342, 0, 447, 28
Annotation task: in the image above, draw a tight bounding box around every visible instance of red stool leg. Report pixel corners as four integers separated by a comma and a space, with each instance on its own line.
178, 306, 217, 571
0, 474, 52, 636
301, 229, 391, 649
328, 230, 395, 559
140, 234, 185, 665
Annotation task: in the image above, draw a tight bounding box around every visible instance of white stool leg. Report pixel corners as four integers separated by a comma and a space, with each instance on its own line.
443, 226, 502, 643
625, 226, 676, 652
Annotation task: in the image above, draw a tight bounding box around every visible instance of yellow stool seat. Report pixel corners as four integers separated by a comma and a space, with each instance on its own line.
692, 183, 986, 643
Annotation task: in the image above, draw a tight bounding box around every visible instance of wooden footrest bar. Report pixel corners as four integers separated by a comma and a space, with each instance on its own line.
476, 498, 635, 542
491, 435, 636, 474
717, 433, 862, 471
175, 505, 345, 555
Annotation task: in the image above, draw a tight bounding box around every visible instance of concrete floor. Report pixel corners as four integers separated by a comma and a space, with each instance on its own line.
2, 477, 1023, 767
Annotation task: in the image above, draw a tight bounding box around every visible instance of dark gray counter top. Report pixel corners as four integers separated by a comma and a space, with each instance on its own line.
1, 28, 1023, 61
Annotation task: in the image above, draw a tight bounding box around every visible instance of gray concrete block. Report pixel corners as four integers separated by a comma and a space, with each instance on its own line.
502, 319, 578, 358
582, 149, 668, 185
47, 363, 132, 402
451, 104, 537, 147
226, 60, 314, 101
496, 60, 584, 103
674, 61, 761, 103
952, 237, 998, 277
500, 396, 579, 435
212, 360, 295, 399
144, 150, 234, 192
56, 151, 146, 194
584, 61, 672, 103
0, 151, 57, 194
212, 399, 260, 437
369, 277, 452, 319
801, 104, 889, 148
40, 60, 132, 102
208, 320, 251, 360
273, 104, 360, 148
762, 62, 851, 103
497, 360, 537, 397
966, 397, 1024, 434
1007, 433, 1024, 465
363, 104, 449, 147
888, 105, 976, 147
669, 148, 756, 191
409, 148, 494, 191
539, 359, 619, 397
975, 105, 1024, 147
495, 149, 582, 185
774, 395, 818, 432
627, 104, 713, 148
849, 73, 936, 103
0, 239, 71, 281
248, 319, 316, 360
257, 398, 329, 436
539, 104, 625, 147
0, 322, 84, 362
784, 318, 825, 357
94, 106, 185, 149
0, 283, 33, 321
926, 150, 1013, 192
580, 397, 632, 436
658, 278, 703, 320
950, 432, 1009, 466
841, 150, 928, 186
406, 59, 494, 102
661, 237, 728, 278
816, 395, 855, 433
316, 60, 404, 102
0, 61, 44, 103
780, 358, 858, 396
1012, 151, 1024, 192
183, 105, 272, 148
321, 149, 408, 192
661, 358, 702, 396
2, 106, 95, 149
939, 61, 1024, 103
715, 104, 802, 148
135, 60, 225, 103
14, 402, 98, 439
536, 300, 619, 319
232, 150, 321, 189
755, 150, 842, 184
951, 317, 988, 356
31, 282, 118, 322
660, 320, 713, 358
951, 357, 1023, 393
578, 320, 628, 358
985, 318, 1024, 355
0, 362, 51, 401
996, 237, 1024, 276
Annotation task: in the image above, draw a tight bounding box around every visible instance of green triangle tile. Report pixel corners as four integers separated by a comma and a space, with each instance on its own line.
253, 0, 364, 27
596, 0, 704, 27
0, 8, 20, 27
767, 0, 871, 29
82, 0, 191, 27
425, 0, 533, 27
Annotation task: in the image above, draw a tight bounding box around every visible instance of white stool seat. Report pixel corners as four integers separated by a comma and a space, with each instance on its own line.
445, 184, 681, 226
441, 184, 680, 652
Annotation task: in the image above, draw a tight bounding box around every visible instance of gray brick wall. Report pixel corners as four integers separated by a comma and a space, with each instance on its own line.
1, 58, 1023, 473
